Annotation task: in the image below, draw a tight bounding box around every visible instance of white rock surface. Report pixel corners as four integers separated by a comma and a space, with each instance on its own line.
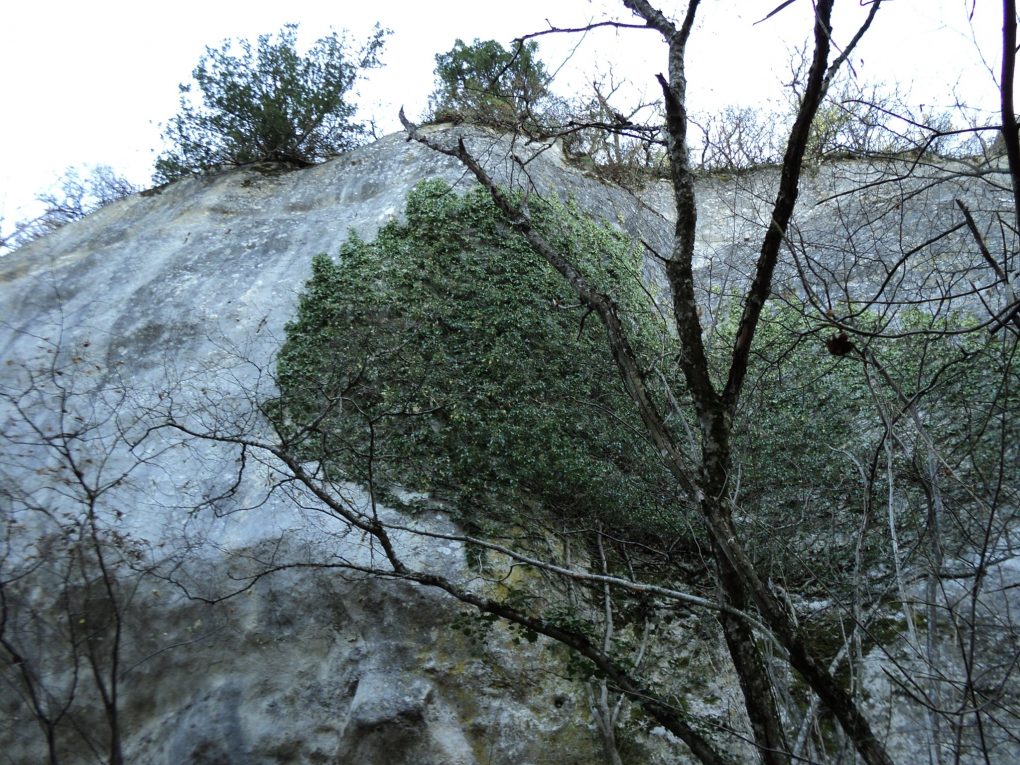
0, 128, 679, 765
1, 128, 1015, 764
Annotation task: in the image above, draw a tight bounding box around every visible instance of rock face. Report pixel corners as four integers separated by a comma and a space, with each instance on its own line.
0, 127, 693, 765
1, 127, 1016, 764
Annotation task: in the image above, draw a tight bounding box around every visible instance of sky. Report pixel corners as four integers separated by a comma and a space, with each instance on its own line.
0, 0, 1005, 233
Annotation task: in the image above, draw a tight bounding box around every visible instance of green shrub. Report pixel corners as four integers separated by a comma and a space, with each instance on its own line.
154, 23, 386, 183
275, 181, 1015, 591
428, 39, 552, 131
273, 180, 683, 533
717, 301, 1015, 591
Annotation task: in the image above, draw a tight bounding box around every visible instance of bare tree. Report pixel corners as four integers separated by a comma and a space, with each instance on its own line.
387, 1, 1019, 763
6, 2, 1017, 764
0, 329, 183, 765
133, 1, 1015, 762
1, 166, 136, 254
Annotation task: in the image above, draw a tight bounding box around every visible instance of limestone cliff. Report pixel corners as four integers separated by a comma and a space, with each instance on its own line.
0, 127, 695, 765
1, 127, 1016, 764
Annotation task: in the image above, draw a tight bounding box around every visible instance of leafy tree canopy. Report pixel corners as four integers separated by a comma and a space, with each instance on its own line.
154, 23, 386, 184
428, 39, 553, 130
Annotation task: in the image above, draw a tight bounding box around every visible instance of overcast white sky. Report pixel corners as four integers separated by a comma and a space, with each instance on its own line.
0, 0, 1005, 230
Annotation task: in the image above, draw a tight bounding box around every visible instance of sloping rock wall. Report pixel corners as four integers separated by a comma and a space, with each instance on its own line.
1, 127, 1015, 764
0, 127, 692, 765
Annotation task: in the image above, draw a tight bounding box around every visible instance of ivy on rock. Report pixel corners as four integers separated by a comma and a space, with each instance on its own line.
274, 180, 683, 533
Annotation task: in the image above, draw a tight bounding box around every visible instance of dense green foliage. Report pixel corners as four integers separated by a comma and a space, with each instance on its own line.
722, 303, 1017, 596
428, 39, 552, 130
276, 178, 1017, 590
275, 180, 682, 532
154, 24, 386, 183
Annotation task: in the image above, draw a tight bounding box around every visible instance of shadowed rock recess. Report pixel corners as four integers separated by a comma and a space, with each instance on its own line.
1, 126, 1016, 764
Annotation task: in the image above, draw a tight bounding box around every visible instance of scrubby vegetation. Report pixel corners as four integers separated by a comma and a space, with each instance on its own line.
274, 180, 683, 535
277, 176, 1017, 612
427, 39, 553, 132
154, 24, 386, 183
